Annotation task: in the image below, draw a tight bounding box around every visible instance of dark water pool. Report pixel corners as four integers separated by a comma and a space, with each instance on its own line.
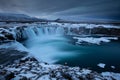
55, 37, 120, 72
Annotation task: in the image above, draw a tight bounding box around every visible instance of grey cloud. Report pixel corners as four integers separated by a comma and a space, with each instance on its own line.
0, 0, 120, 20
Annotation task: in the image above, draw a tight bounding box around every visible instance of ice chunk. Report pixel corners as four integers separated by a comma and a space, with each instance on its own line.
97, 63, 106, 68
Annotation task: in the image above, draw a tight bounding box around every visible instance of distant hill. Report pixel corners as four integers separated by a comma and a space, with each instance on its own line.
0, 13, 119, 24
53, 18, 120, 25
0, 13, 46, 22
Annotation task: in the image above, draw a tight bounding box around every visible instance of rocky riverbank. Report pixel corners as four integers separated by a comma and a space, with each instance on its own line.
0, 56, 120, 80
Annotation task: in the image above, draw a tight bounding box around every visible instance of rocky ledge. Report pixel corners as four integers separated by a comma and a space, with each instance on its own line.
0, 56, 120, 80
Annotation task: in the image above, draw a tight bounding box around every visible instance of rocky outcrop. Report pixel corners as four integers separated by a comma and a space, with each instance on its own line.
91, 27, 120, 36
0, 27, 15, 43
0, 57, 120, 80
15, 26, 28, 41
1, 31, 14, 40
0, 26, 28, 43
64, 27, 120, 36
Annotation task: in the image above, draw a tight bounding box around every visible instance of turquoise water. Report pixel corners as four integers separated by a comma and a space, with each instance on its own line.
23, 35, 120, 72
56, 38, 120, 72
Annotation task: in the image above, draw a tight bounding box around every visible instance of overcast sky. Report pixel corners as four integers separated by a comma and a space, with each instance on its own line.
0, 0, 120, 21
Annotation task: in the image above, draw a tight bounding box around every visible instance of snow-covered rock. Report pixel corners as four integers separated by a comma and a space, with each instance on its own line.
101, 72, 120, 80
0, 57, 120, 80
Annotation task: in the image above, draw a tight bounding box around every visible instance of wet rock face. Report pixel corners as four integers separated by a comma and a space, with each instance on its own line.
15, 26, 28, 41
3, 32, 14, 40
68, 27, 90, 35
65, 27, 120, 36
0, 36, 6, 41
64, 26, 120, 36
0, 28, 15, 43
0, 26, 28, 43
91, 27, 120, 36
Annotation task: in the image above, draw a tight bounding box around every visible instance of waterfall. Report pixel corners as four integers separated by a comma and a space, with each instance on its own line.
14, 23, 101, 41
1, 23, 120, 42
56, 27, 65, 35
89, 28, 92, 35
20, 26, 74, 63
17, 26, 78, 41
67, 27, 72, 35
24, 27, 37, 39
18, 26, 65, 40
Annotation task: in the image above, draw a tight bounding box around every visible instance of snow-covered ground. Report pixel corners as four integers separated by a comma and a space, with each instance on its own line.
0, 57, 120, 80
73, 37, 118, 45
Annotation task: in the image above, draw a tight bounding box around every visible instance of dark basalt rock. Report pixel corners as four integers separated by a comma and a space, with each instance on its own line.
0, 36, 7, 41
15, 26, 28, 41
0, 30, 15, 41
91, 28, 120, 36
4, 33, 14, 40
62, 73, 72, 80
5, 72, 15, 80
20, 57, 37, 64
64, 26, 120, 36
20, 77, 29, 80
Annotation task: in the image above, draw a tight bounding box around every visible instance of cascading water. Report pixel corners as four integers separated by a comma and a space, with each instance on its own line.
14, 23, 119, 64
21, 25, 77, 63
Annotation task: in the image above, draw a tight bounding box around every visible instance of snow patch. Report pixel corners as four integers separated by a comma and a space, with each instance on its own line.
73, 37, 118, 45
111, 66, 115, 69
97, 63, 106, 68
101, 72, 120, 80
